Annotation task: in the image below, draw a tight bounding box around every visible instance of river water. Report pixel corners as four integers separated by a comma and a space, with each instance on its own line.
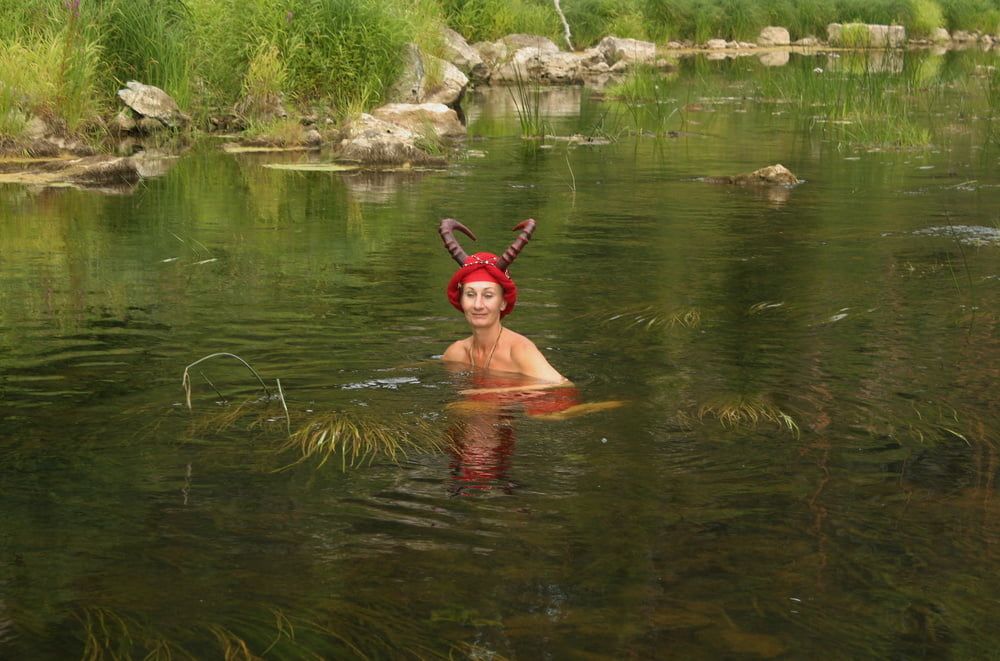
2, 51, 999, 658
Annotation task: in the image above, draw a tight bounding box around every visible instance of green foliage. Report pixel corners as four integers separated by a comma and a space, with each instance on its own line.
562, 0, 647, 47
440, 0, 559, 43
941, 0, 1000, 32
0, 27, 101, 136
187, 0, 410, 114
236, 38, 288, 120
907, 0, 946, 36
839, 23, 874, 47
93, 0, 193, 107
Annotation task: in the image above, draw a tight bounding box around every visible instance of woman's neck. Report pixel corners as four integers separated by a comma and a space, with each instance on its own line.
470, 322, 504, 370
471, 323, 503, 349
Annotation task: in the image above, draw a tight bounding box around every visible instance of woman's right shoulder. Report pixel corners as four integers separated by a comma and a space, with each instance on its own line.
442, 338, 469, 362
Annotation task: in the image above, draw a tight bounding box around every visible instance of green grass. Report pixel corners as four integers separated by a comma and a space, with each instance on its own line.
2, 0, 999, 145
95, 0, 193, 107
756, 53, 945, 148
605, 65, 688, 137
509, 66, 549, 138
440, 0, 560, 44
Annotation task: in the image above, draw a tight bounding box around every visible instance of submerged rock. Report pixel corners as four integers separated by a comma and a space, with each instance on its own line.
704, 164, 802, 186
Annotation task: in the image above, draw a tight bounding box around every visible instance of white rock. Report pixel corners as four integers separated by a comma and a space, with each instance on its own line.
758, 26, 790, 46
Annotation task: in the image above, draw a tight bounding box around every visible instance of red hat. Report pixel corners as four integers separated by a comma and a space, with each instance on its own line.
439, 218, 536, 318
446, 252, 518, 317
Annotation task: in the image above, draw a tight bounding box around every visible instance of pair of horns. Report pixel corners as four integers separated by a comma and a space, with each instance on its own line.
439, 218, 536, 271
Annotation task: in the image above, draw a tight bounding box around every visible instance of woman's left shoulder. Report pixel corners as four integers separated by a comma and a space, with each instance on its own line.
505, 329, 537, 351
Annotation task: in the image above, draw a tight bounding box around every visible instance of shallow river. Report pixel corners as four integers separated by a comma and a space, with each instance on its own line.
2, 51, 999, 658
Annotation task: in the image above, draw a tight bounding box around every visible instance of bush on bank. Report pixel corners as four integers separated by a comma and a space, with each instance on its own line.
1, 0, 999, 145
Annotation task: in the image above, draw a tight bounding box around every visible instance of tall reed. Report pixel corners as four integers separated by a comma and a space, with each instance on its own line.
93, 0, 193, 108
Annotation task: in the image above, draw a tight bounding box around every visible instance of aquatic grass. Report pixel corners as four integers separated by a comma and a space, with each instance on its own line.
697, 395, 801, 438
596, 304, 702, 330
181, 352, 271, 410
77, 607, 181, 661
755, 55, 941, 148
509, 66, 548, 139
278, 411, 451, 471
604, 65, 685, 138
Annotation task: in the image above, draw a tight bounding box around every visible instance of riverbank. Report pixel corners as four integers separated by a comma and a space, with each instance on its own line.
2, 0, 1000, 182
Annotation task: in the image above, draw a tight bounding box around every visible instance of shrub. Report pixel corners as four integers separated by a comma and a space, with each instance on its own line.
907, 0, 946, 36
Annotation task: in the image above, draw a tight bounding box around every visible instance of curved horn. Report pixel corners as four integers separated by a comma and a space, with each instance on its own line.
495, 219, 536, 271
439, 218, 477, 265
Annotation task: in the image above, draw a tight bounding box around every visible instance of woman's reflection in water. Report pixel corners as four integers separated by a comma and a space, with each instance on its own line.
446, 374, 579, 496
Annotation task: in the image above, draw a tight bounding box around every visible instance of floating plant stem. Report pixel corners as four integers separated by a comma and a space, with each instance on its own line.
276, 378, 290, 435
182, 352, 270, 410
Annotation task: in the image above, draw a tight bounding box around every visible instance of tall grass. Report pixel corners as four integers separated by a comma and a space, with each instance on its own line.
509, 66, 548, 138
94, 0, 193, 108
756, 54, 939, 148
187, 0, 410, 116
606, 65, 683, 137
0, 23, 101, 136
562, 0, 648, 46
440, 0, 560, 44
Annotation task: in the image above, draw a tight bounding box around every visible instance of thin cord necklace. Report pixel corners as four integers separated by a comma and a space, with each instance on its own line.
471, 325, 503, 370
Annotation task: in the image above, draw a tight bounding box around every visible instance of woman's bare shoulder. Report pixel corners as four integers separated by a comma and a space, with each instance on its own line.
442, 337, 471, 363
507, 331, 565, 382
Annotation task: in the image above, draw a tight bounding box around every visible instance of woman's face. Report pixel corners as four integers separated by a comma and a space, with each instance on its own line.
461, 282, 506, 327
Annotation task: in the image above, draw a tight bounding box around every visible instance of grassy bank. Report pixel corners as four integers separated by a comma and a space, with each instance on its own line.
1, 0, 998, 147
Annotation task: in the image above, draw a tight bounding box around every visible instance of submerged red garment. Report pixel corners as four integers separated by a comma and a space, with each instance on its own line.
446, 252, 518, 317
463, 372, 580, 416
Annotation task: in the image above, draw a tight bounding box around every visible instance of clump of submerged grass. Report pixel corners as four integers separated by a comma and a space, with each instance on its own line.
279, 411, 451, 471
597, 305, 702, 331
697, 395, 801, 438
77, 607, 179, 661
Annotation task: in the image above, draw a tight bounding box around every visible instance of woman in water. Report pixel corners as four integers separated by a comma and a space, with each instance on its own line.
439, 218, 567, 385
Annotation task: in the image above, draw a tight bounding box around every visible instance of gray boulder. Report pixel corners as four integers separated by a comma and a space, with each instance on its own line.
387, 44, 468, 107
757, 26, 790, 46
336, 113, 445, 165
597, 36, 656, 64
441, 27, 488, 81
827, 23, 906, 47
371, 103, 465, 138
117, 81, 190, 129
